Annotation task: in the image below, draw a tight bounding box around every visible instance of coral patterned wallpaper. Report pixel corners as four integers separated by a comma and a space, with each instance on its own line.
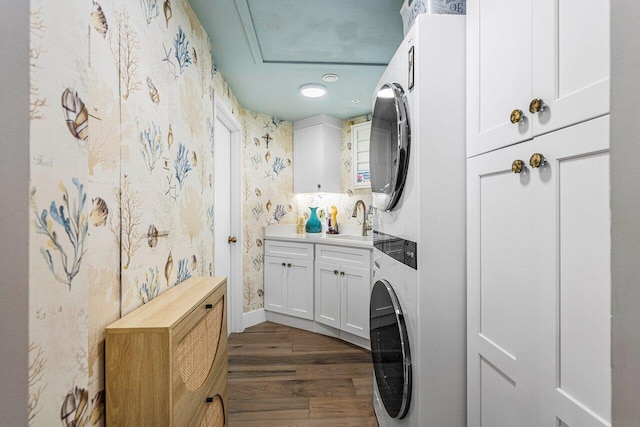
27, 0, 372, 424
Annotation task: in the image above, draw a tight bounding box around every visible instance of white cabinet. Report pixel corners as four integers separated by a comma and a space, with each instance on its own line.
293, 114, 342, 193
264, 241, 314, 320
351, 121, 371, 188
314, 244, 371, 339
467, 116, 611, 427
467, 0, 610, 157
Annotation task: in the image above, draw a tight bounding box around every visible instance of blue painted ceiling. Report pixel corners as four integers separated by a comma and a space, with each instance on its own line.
189, 0, 405, 121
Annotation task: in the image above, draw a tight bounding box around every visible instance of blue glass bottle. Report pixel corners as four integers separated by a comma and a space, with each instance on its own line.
305, 207, 322, 233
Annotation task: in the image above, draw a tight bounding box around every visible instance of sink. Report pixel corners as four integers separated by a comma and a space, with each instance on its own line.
322, 234, 372, 242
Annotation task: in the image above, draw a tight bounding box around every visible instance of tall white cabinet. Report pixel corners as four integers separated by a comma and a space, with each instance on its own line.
467, 0, 610, 157
467, 1, 611, 425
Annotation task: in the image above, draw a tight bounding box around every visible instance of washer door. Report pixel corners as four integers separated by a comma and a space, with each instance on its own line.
370, 279, 412, 419
370, 83, 411, 212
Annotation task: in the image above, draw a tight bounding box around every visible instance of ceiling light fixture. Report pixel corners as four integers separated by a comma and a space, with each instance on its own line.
300, 84, 327, 98
352, 98, 360, 103
322, 74, 339, 83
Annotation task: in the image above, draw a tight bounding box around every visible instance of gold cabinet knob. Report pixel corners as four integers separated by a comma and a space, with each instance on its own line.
510, 109, 524, 124
334, 270, 339, 275
529, 153, 546, 168
529, 98, 545, 114
287, 263, 292, 268
340, 271, 345, 276
228, 236, 237, 244
512, 160, 525, 174
282, 262, 286, 267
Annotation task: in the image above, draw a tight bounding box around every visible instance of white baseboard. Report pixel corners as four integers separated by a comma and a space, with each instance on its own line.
242, 308, 266, 329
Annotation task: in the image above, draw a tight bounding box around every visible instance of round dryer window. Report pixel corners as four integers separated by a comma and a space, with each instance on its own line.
370, 83, 411, 212
370, 279, 412, 419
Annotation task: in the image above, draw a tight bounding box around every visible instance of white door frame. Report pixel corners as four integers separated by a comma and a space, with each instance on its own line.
213, 92, 243, 334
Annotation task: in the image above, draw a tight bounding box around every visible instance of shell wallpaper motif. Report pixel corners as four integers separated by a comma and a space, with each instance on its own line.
28, 0, 373, 424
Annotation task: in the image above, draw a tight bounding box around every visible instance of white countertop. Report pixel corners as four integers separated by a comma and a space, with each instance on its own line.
264, 225, 373, 249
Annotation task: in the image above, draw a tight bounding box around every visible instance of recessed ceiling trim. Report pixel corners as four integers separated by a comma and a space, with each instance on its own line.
233, 0, 263, 64
262, 60, 388, 67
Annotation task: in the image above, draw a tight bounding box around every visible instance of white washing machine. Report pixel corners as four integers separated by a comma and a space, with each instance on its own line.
369, 14, 467, 427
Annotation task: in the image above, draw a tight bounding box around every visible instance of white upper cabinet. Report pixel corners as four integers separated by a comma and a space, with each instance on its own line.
467, 0, 610, 157
293, 114, 342, 193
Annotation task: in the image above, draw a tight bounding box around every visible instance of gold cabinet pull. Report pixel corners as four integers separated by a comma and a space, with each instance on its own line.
510, 109, 524, 124
334, 270, 339, 275
228, 236, 237, 244
282, 262, 286, 267
529, 98, 545, 114
287, 263, 292, 268
529, 153, 546, 169
340, 271, 345, 276
512, 159, 525, 174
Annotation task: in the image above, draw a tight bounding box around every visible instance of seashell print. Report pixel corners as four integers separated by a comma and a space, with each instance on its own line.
146, 77, 159, 104
256, 239, 263, 248
266, 200, 272, 212
164, 251, 173, 287
61, 88, 89, 141
347, 142, 352, 150
286, 158, 292, 166
192, 47, 198, 64
347, 189, 354, 197
90, 197, 109, 227
163, 0, 172, 28
257, 288, 264, 297
255, 188, 262, 197
190, 151, 198, 167
254, 137, 260, 146
89, 390, 105, 424
209, 174, 213, 188
265, 151, 271, 162
91, 1, 108, 38
191, 255, 197, 270
61, 386, 89, 427
287, 205, 293, 212
167, 123, 173, 149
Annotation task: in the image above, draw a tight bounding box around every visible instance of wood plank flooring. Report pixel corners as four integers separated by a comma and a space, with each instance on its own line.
228, 322, 379, 427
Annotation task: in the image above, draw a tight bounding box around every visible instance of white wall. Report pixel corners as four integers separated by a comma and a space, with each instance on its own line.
611, 1, 640, 425
0, 0, 29, 425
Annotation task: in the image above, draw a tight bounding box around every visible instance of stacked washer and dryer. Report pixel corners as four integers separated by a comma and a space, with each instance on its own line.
368, 14, 466, 427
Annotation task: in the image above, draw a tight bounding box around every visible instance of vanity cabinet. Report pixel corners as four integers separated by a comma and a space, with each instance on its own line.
314, 244, 371, 339
263, 240, 314, 320
106, 277, 227, 427
466, 0, 610, 157
351, 121, 371, 188
467, 116, 610, 427
293, 114, 342, 193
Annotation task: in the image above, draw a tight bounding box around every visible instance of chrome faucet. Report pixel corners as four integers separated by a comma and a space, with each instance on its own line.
352, 200, 372, 236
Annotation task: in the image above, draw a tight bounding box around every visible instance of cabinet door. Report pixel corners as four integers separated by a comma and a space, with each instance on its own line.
287, 259, 314, 320
314, 261, 341, 329
467, 143, 537, 427
293, 124, 324, 193
467, 0, 533, 157
340, 266, 370, 339
532, 0, 609, 136
534, 117, 610, 427
264, 256, 287, 314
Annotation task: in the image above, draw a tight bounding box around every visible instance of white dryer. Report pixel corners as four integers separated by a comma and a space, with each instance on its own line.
369, 14, 467, 427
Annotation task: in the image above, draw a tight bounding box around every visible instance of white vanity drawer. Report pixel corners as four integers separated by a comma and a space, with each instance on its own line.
265, 240, 314, 260
315, 244, 371, 269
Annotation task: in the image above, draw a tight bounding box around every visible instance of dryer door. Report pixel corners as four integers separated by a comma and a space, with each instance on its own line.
370, 279, 412, 419
370, 83, 411, 212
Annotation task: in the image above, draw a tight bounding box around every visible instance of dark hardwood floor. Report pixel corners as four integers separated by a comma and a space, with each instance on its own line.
227, 322, 379, 426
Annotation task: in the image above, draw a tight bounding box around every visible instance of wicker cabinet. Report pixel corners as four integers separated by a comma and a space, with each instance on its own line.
106, 277, 227, 427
